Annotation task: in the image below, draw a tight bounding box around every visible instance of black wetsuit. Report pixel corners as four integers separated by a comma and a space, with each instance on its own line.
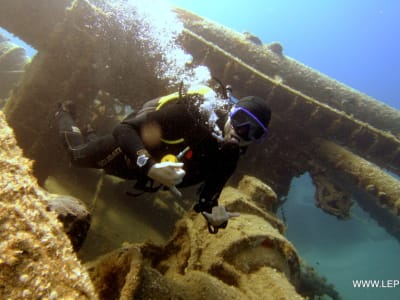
58, 94, 242, 212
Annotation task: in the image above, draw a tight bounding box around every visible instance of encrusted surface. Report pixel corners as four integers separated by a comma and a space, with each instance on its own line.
0, 111, 96, 299
87, 176, 305, 299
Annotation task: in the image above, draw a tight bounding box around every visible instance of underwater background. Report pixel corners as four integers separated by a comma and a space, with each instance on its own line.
1, 1, 399, 299
169, 1, 400, 299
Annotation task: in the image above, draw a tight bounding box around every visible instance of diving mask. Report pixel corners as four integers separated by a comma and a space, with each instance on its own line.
230, 106, 269, 142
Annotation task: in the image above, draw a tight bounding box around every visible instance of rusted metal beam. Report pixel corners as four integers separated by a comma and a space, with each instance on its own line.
310, 136, 400, 244
177, 27, 400, 227
0, 0, 73, 50
179, 28, 400, 177
312, 138, 400, 215
175, 8, 400, 137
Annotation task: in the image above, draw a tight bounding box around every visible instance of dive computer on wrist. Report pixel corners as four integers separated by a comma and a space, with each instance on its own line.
136, 154, 149, 168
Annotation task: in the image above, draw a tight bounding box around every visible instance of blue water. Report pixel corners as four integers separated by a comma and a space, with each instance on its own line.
285, 174, 400, 300
169, 1, 400, 299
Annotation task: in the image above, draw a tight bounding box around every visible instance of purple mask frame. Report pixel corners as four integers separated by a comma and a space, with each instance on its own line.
229, 106, 269, 142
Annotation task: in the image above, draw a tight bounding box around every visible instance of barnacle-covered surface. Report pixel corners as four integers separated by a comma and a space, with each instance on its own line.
86, 176, 326, 299
1, 107, 327, 298
0, 111, 96, 299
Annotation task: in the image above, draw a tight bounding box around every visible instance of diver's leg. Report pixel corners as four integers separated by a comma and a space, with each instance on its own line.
55, 101, 97, 168
55, 101, 85, 149
83, 124, 98, 143
56, 110, 98, 167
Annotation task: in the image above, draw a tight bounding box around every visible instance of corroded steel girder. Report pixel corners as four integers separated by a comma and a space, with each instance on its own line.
178, 28, 400, 177
0, 0, 72, 50
312, 138, 400, 216
311, 138, 400, 240
175, 19, 400, 223
175, 9, 400, 137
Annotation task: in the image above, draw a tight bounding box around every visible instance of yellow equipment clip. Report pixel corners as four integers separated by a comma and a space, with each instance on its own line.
161, 154, 178, 163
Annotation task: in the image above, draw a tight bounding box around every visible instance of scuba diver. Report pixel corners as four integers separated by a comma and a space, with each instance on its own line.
56, 84, 271, 233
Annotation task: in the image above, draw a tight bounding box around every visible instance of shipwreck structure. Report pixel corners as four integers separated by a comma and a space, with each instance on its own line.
0, 114, 336, 298
0, 0, 399, 298
1, 0, 399, 232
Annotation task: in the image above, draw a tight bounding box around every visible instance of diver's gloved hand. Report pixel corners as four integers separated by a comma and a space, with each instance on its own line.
202, 206, 240, 234
193, 198, 216, 213
147, 161, 185, 187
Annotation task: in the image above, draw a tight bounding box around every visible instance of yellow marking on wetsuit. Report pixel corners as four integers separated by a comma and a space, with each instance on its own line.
156, 86, 213, 111
187, 86, 213, 96
156, 92, 179, 110
160, 137, 185, 144
155, 85, 213, 145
